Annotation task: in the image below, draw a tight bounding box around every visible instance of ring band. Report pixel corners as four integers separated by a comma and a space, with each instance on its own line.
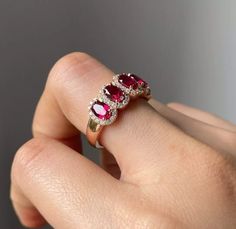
86, 73, 151, 148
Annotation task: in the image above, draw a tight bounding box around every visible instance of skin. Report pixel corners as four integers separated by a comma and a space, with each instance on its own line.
10, 52, 236, 228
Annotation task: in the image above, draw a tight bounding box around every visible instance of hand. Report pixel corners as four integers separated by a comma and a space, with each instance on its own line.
10, 53, 236, 228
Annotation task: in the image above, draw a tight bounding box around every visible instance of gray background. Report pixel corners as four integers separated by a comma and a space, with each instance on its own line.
0, 0, 236, 228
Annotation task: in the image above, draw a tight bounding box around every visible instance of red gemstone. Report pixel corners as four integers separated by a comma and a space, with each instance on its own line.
118, 74, 138, 90
103, 84, 125, 103
91, 100, 112, 120
131, 74, 147, 88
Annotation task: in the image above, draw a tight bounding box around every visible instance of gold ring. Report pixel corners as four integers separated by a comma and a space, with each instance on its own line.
86, 73, 151, 148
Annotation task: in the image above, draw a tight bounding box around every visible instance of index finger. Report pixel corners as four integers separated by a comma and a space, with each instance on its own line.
32, 57, 83, 152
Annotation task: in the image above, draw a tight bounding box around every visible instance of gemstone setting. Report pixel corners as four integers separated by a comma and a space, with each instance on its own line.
113, 73, 150, 97
118, 74, 138, 90
113, 74, 137, 96
131, 74, 148, 88
103, 84, 125, 103
130, 74, 151, 97
100, 83, 130, 109
91, 100, 111, 120
89, 99, 117, 125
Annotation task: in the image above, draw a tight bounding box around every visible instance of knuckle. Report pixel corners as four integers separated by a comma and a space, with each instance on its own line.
47, 52, 95, 89
11, 138, 47, 183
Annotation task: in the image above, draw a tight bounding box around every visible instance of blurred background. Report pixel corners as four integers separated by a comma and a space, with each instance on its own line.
0, 0, 236, 228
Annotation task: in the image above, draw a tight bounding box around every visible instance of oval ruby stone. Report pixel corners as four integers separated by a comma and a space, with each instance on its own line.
91, 100, 112, 120
103, 84, 125, 103
130, 74, 147, 88
118, 74, 138, 90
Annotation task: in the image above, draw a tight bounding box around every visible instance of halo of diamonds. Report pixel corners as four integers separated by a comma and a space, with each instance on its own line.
130, 74, 151, 98
88, 98, 117, 125
112, 73, 151, 98
112, 74, 138, 96
88, 73, 151, 126
99, 83, 130, 109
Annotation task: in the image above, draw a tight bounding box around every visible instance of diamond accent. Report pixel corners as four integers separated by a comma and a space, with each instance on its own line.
89, 99, 117, 125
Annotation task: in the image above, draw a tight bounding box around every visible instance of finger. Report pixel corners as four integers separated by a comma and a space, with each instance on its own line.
35, 90, 117, 174
33, 52, 199, 177
168, 102, 236, 132
149, 99, 236, 156
26, 90, 82, 225
33, 85, 82, 152
11, 138, 120, 229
